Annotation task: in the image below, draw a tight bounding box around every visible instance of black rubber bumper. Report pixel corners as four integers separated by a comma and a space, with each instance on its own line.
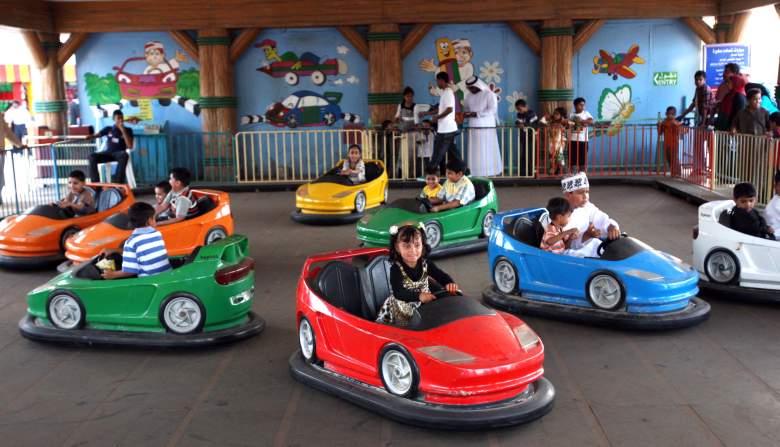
289, 351, 555, 430
698, 281, 780, 304
19, 312, 265, 347
429, 238, 488, 259
290, 210, 364, 225
483, 286, 711, 330
0, 253, 64, 270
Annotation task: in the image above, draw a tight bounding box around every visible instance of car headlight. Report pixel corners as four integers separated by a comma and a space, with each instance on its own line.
513, 324, 540, 352
418, 345, 475, 364
87, 236, 118, 247
625, 269, 664, 281
332, 190, 354, 199
27, 226, 57, 237
297, 185, 308, 197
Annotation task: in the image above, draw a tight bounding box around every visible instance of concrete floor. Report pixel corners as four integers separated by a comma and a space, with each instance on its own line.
1, 184, 780, 447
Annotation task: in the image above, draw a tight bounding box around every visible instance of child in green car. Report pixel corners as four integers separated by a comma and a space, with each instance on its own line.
419, 167, 442, 200
428, 159, 474, 212
102, 202, 171, 279
376, 223, 459, 326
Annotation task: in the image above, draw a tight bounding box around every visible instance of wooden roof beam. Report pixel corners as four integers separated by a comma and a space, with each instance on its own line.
337, 26, 368, 60
727, 11, 749, 41
719, 0, 778, 15
230, 28, 262, 64
681, 17, 716, 44
0, 0, 52, 32
573, 19, 605, 52
168, 31, 200, 65
401, 24, 432, 59
57, 32, 89, 66
507, 21, 541, 55
21, 31, 48, 69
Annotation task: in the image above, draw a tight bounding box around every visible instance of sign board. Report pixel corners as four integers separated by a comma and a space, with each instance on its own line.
704, 44, 750, 87
653, 72, 678, 86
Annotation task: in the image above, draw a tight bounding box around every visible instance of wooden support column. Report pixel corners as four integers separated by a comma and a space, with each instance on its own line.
28, 32, 67, 135
197, 28, 236, 180
714, 13, 748, 43
538, 20, 574, 115
367, 24, 402, 126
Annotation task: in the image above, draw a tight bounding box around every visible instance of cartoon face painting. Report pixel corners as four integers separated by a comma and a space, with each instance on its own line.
145, 48, 165, 68
436, 38, 455, 61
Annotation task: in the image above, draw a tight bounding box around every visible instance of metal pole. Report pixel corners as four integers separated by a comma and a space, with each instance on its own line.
10, 149, 21, 214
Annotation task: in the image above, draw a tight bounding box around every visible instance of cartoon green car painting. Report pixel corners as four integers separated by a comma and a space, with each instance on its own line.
356, 178, 499, 257
19, 235, 264, 347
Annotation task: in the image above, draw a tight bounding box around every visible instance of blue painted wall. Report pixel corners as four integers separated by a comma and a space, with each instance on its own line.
234, 27, 369, 129
573, 19, 701, 123
76, 32, 202, 134
403, 23, 539, 124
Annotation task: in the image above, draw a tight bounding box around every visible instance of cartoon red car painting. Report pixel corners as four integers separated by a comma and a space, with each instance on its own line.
113, 57, 178, 104
592, 44, 645, 80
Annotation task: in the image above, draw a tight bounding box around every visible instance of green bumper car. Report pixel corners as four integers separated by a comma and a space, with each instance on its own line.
19, 235, 264, 347
356, 178, 498, 257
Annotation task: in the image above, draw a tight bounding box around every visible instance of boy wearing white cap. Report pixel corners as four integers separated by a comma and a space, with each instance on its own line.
561, 172, 620, 257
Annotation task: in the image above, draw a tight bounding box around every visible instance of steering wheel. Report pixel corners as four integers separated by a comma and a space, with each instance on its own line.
59, 206, 76, 219
416, 197, 433, 212
596, 232, 628, 257
433, 288, 463, 298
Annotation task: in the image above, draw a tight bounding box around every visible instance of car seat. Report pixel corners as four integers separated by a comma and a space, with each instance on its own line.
512, 217, 545, 247
96, 187, 123, 212
718, 210, 732, 227
187, 196, 216, 219
315, 261, 364, 317
365, 162, 383, 182
473, 181, 489, 201
355, 255, 392, 320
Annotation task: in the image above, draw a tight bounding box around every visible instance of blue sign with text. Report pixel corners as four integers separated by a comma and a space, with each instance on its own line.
704, 44, 750, 87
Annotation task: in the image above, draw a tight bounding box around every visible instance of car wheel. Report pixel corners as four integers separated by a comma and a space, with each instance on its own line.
586, 272, 625, 311
47, 292, 85, 330
286, 115, 298, 128
160, 294, 205, 334
205, 226, 228, 245
382, 186, 389, 204
424, 221, 442, 249
379, 344, 419, 398
60, 227, 80, 251
284, 71, 299, 86
323, 112, 336, 125
493, 258, 518, 294
704, 249, 740, 285
481, 210, 495, 238
311, 70, 326, 85
298, 317, 321, 364
354, 191, 366, 213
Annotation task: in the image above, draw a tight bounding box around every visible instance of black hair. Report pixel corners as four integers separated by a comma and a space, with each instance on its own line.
514, 99, 527, 108
402, 86, 414, 97
733, 182, 756, 200
112, 110, 123, 118
388, 224, 430, 262
746, 88, 762, 100
436, 72, 450, 83
348, 144, 361, 152
169, 167, 191, 186
573, 97, 586, 106
724, 62, 740, 74
666, 106, 677, 114
68, 169, 86, 182
553, 106, 567, 118
128, 202, 156, 229
155, 181, 171, 193
546, 197, 572, 220
770, 112, 780, 125
381, 119, 393, 129
446, 158, 466, 174
424, 166, 439, 176
694, 70, 706, 79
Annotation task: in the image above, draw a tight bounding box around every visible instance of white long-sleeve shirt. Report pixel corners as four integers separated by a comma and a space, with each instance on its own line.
766, 195, 780, 230
564, 201, 619, 250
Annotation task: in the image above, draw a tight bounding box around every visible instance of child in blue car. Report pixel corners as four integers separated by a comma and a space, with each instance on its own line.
375, 223, 459, 326
541, 197, 580, 254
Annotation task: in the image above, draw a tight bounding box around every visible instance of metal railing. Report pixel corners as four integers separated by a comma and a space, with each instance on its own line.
710, 131, 778, 205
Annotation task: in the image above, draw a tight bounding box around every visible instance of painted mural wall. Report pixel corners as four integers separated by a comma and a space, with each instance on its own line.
76, 32, 202, 133
403, 23, 539, 125
573, 19, 701, 125
235, 27, 368, 130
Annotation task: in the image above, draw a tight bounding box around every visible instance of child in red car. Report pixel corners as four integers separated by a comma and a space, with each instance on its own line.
375, 223, 459, 326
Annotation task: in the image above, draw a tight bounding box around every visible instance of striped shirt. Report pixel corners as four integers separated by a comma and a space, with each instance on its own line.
122, 227, 171, 277
437, 176, 475, 206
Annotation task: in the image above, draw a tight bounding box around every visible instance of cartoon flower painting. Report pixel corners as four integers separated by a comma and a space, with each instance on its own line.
505, 90, 527, 112
488, 82, 502, 103
479, 61, 504, 84
337, 45, 350, 55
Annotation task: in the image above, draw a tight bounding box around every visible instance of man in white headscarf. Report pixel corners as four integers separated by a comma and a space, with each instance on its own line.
463, 76, 502, 176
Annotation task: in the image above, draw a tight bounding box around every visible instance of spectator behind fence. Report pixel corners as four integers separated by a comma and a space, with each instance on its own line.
539, 107, 569, 175
514, 99, 537, 176
716, 65, 747, 132
569, 98, 594, 173
85, 110, 134, 184
419, 72, 462, 176
771, 112, 780, 139
394, 86, 416, 131
731, 89, 772, 137
415, 119, 434, 177
658, 106, 683, 175
679, 70, 714, 127
463, 76, 502, 177
0, 110, 27, 206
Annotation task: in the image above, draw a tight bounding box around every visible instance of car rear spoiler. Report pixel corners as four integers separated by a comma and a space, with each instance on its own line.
301, 247, 387, 279
193, 234, 249, 265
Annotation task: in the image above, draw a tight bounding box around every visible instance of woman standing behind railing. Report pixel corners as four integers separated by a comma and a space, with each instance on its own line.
0, 111, 28, 207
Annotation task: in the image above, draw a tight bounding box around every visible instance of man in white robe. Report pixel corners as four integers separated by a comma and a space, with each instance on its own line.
463, 76, 502, 176
561, 172, 620, 257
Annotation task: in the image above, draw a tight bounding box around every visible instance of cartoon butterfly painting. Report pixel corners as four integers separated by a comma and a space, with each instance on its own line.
598, 84, 635, 136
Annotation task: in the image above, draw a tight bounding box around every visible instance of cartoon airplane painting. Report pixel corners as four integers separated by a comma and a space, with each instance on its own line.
592, 44, 645, 80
